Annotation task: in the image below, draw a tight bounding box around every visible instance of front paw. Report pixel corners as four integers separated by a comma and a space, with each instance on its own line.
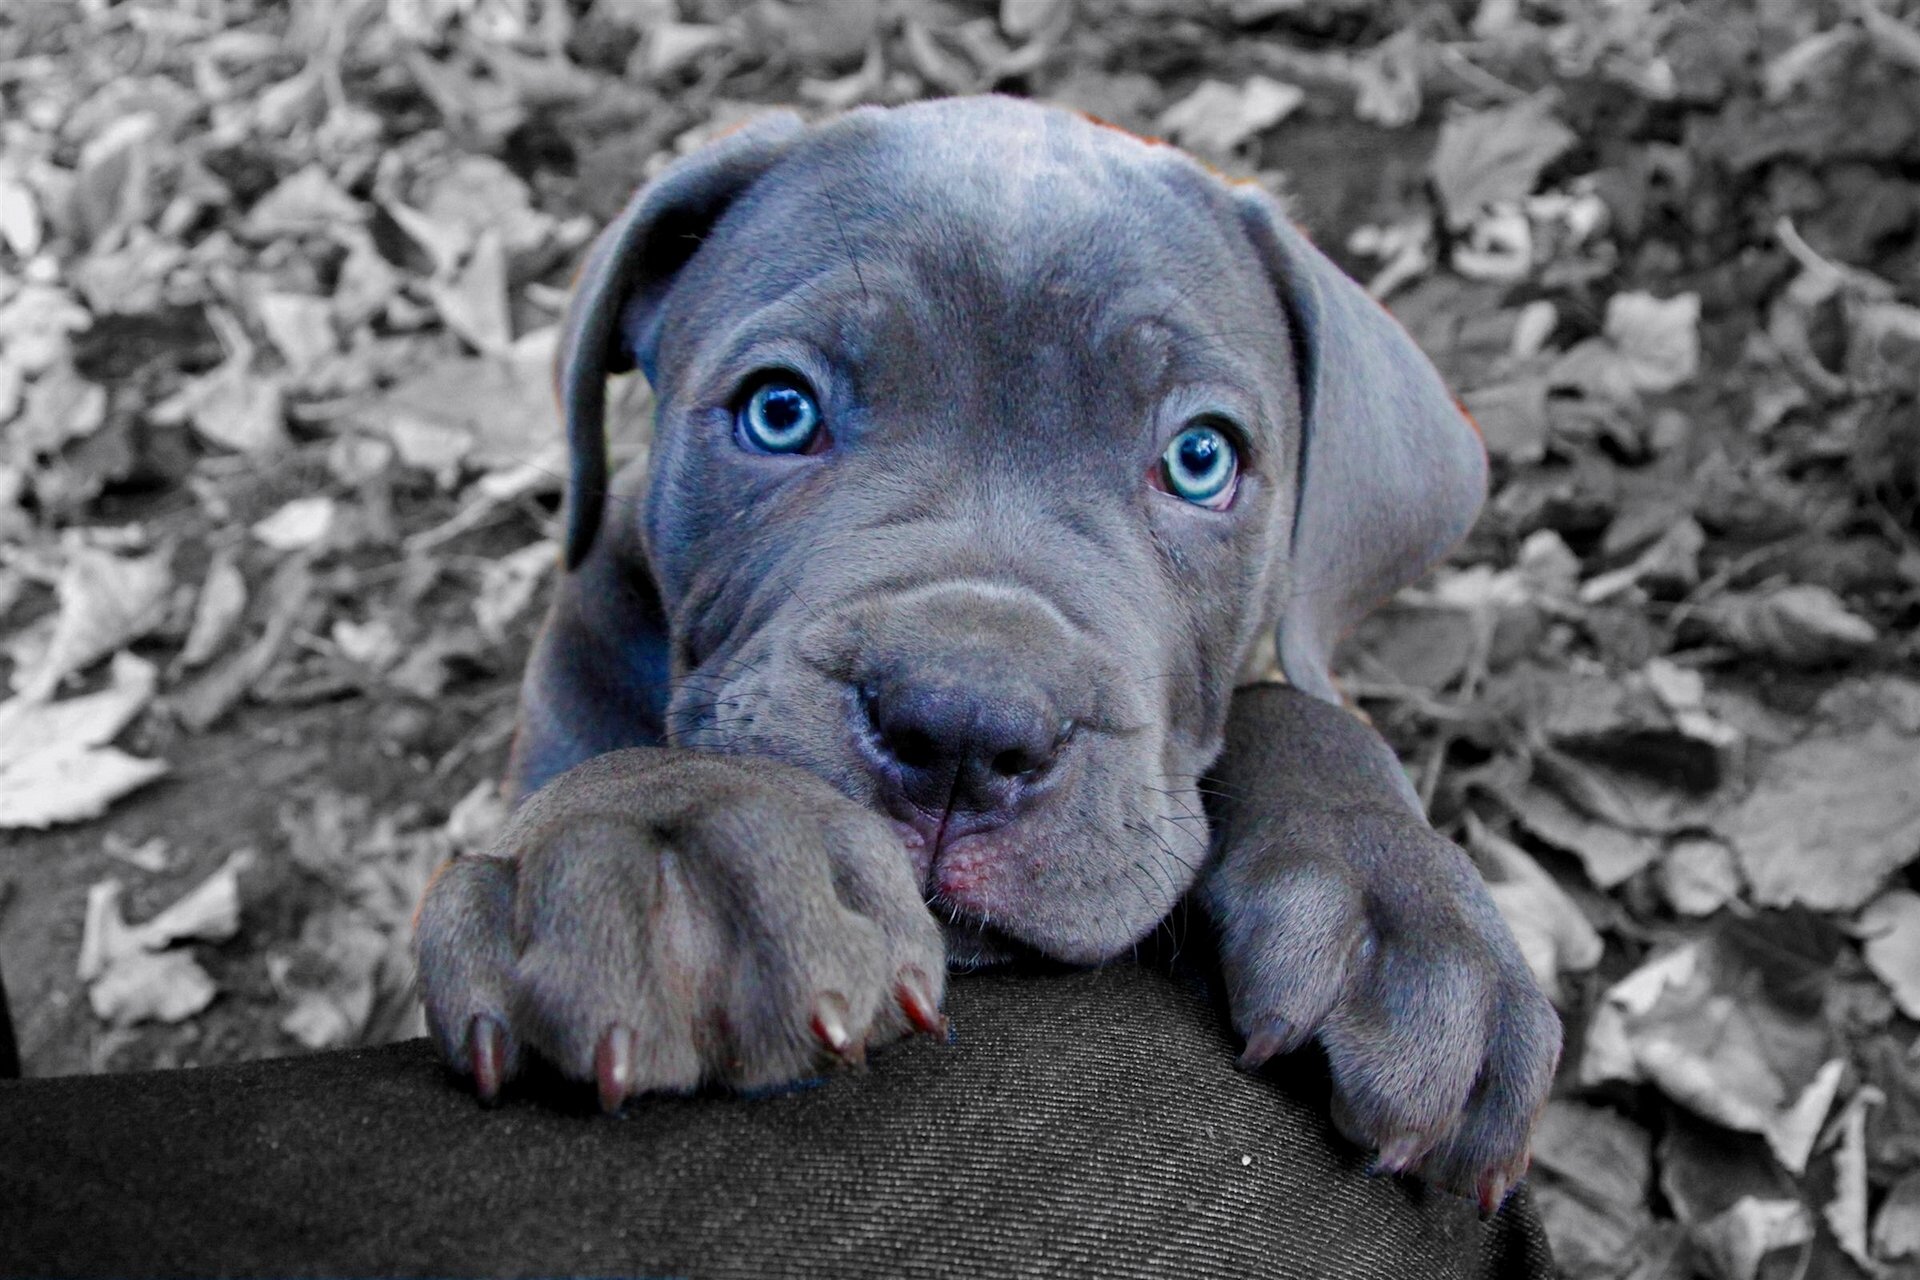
1203, 808, 1561, 1211
413, 750, 946, 1109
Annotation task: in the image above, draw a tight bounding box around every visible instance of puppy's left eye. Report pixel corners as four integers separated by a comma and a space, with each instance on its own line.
1155, 421, 1239, 509
737, 377, 825, 454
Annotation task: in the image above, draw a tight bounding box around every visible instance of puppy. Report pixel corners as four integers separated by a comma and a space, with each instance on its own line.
415, 95, 1560, 1210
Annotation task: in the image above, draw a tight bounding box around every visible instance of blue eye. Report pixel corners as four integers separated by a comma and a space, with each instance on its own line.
1159, 422, 1238, 508
738, 378, 823, 454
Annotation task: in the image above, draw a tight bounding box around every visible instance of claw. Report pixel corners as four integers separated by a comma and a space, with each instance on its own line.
1237, 1021, 1297, 1071
468, 1014, 507, 1105
595, 1024, 638, 1115
811, 992, 856, 1059
1369, 1131, 1433, 1177
895, 967, 947, 1037
1477, 1158, 1524, 1217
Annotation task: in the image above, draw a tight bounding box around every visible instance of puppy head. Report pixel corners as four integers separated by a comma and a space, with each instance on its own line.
558, 98, 1484, 965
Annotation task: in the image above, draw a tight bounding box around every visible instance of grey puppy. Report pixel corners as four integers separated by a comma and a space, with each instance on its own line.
414, 95, 1560, 1210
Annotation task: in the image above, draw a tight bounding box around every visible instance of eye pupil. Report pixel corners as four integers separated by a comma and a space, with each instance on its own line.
1177, 433, 1217, 474
763, 387, 802, 429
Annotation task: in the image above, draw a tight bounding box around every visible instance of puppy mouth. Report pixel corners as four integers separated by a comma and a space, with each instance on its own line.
930, 907, 1035, 971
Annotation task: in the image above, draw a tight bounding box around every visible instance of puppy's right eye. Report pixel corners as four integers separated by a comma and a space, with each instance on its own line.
737, 377, 825, 455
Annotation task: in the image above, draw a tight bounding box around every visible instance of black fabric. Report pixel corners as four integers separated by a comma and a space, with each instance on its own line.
1, 963, 1552, 1278
0, 961, 17, 1080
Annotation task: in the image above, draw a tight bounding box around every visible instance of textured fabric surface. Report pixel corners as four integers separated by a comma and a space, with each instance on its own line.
0, 964, 17, 1080
0, 962, 1552, 1278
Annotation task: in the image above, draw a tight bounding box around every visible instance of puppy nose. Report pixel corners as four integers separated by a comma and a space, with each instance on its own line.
858, 673, 1069, 817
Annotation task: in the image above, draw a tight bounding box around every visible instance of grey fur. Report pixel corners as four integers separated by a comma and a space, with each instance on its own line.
414, 96, 1558, 1204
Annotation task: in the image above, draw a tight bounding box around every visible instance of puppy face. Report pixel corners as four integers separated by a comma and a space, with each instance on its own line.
621, 102, 1301, 965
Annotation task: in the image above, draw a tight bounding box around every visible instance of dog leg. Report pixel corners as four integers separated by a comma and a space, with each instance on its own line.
1200, 682, 1561, 1211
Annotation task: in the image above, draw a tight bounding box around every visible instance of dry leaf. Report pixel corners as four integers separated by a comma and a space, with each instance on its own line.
474, 541, 555, 645
252, 496, 337, 551
177, 550, 248, 669
1157, 77, 1304, 156
13, 543, 173, 700
256, 291, 338, 373
1858, 890, 1920, 1019
1658, 836, 1744, 917
430, 229, 512, 355
1823, 1092, 1875, 1271
1431, 95, 1576, 230
1720, 724, 1920, 911
1472, 819, 1604, 1003
0, 649, 156, 773
1767, 1058, 1844, 1175
1530, 1102, 1657, 1277
169, 356, 289, 456
0, 747, 169, 829
13, 361, 108, 456
1702, 583, 1879, 667
243, 164, 366, 240
1874, 1171, 1920, 1263
77, 854, 249, 1028
0, 283, 91, 377
0, 173, 43, 257
1692, 1197, 1813, 1280
88, 948, 216, 1027
1502, 776, 1665, 888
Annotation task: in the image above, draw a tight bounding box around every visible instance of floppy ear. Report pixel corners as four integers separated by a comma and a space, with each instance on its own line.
1235, 191, 1488, 705
559, 111, 807, 569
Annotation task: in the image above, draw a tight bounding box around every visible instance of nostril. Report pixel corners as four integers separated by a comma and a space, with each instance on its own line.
990, 748, 1037, 779
891, 728, 940, 771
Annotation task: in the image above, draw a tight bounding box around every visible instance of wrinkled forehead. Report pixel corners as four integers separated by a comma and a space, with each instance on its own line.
654, 102, 1292, 405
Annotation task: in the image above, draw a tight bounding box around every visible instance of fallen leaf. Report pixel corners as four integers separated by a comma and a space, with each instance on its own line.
1471, 818, 1604, 1002
12, 361, 108, 456
1823, 1090, 1875, 1271
1858, 890, 1920, 1019
418, 155, 555, 264
277, 908, 387, 1050
1692, 1197, 1813, 1280
126, 849, 250, 951
1702, 583, 1879, 667
429, 229, 512, 354
0, 649, 156, 774
76, 851, 250, 1029
252, 496, 337, 551
0, 173, 42, 257
242, 164, 366, 240
1874, 1170, 1920, 1263
1719, 724, 1920, 911
1157, 77, 1304, 156
177, 549, 248, 669
12, 542, 173, 700
1583, 934, 1836, 1150
1501, 775, 1665, 888
0, 283, 91, 377
168, 556, 312, 733
1430, 95, 1576, 231
1550, 293, 1702, 403
474, 541, 555, 645
1530, 1102, 1658, 1278
0, 746, 169, 829
87, 948, 216, 1027
78, 850, 249, 981
1658, 836, 1744, 916
1766, 1058, 1844, 1175
256, 291, 337, 373
167, 356, 289, 456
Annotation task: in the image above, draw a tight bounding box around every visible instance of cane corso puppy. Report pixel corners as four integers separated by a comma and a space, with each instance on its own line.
414, 95, 1560, 1210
